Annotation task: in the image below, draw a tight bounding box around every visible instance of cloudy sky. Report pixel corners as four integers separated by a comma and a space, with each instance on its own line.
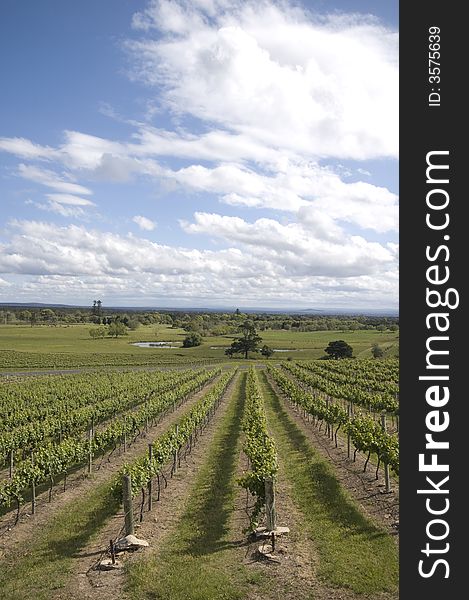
0, 0, 398, 310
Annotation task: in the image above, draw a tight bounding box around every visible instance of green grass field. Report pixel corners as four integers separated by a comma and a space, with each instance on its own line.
0, 324, 399, 370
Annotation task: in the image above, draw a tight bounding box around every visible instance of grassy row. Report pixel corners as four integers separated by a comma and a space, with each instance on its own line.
258, 370, 398, 594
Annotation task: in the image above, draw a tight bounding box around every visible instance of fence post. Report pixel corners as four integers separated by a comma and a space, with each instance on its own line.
9, 449, 14, 478
123, 474, 135, 536
265, 477, 276, 532
88, 427, 93, 474
347, 403, 352, 459
110, 539, 116, 565
381, 414, 391, 493
148, 444, 153, 512
31, 451, 36, 515
173, 425, 179, 475
325, 396, 330, 437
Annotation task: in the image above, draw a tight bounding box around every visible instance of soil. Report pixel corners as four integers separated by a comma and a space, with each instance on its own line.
0, 366, 399, 600
51, 372, 240, 600
266, 371, 400, 543
0, 373, 225, 556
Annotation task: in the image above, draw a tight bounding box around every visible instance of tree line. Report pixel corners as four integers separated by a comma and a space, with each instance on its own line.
0, 304, 399, 335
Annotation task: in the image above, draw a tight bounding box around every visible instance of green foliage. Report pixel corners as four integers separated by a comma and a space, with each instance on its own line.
284, 360, 399, 412
113, 370, 236, 498
238, 368, 277, 530
324, 340, 353, 359
183, 332, 203, 348
227, 321, 263, 359
260, 344, 274, 359
267, 365, 399, 475
0, 368, 221, 508
88, 326, 106, 339
108, 321, 127, 338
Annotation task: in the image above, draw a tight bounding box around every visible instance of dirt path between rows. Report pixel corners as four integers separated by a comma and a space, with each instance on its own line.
52, 371, 241, 600
0, 372, 223, 560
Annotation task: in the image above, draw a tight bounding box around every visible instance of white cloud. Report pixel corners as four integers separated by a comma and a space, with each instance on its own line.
45, 194, 95, 206
133, 215, 157, 230
0, 0, 398, 309
0, 219, 397, 303
0, 137, 59, 161
182, 212, 396, 277
18, 164, 93, 196
166, 160, 398, 232
128, 0, 398, 160
60, 130, 127, 171
41, 202, 88, 218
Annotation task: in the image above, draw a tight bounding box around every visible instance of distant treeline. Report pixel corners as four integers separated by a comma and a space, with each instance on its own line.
0, 304, 398, 335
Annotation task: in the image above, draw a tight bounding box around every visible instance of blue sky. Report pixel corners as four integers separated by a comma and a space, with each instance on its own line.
0, 0, 398, 310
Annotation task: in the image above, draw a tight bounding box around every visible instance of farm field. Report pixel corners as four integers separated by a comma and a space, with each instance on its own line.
0, 347, 399, 599
0, 324, 399, 371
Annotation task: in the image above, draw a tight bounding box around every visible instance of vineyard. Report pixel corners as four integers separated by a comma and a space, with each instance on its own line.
0, 349, 222, 370
0, 358, 399, 600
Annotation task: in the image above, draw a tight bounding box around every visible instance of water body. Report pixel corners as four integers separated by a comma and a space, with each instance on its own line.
132, 341, 179, 349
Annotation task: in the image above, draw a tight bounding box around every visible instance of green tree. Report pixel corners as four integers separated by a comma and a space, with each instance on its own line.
260, 344, 274, 359
227, 321, 263, 359
127, 318, 140, 331
183, 332, 203, 348
224, 347, 235, 358
108, 321, 127, 338
372, 343, 385, 358
324, 340, 353, 359
18, 310, 32, 322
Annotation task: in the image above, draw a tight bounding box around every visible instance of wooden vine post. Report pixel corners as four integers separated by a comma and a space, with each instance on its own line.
148, 444, 153, 512
88, 426, 93, 474
173, 425, 179, 475
265, 477, 276, 532
325, 396, 330, 437
123, 474, 135, 536
347, 403, 352, 459
381, 414, 391, 493
31, 450, 36, 515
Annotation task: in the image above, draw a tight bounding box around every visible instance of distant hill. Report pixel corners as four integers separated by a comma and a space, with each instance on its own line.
0, 302, 398, 317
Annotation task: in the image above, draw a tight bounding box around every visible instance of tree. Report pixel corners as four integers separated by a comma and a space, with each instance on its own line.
324, 340, 353, 359
227, 321, 263, 359
183, 332, 203, 348
260, 344, 274, 359
18, 310, 32, 322
127, 318, 140, 331
89, 326, 106, 339
372, 343, 384, 358
108, 321, 127, 338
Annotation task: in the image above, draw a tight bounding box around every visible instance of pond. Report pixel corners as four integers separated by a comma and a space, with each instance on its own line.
132, 341, 179, 349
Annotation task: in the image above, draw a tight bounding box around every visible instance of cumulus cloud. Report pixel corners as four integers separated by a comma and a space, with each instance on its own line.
0, 219, 397, 309
128, 0, 398, 160
181, 212, 396, 277
0, 0, 398, 308
132, 215, 157, 230
166, 160, 398, 232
